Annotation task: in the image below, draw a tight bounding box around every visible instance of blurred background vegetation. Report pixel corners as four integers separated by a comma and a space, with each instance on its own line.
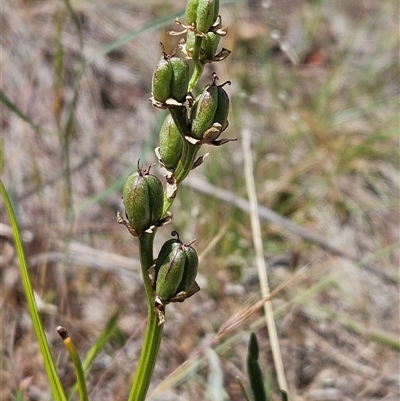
1, 0, 399, 400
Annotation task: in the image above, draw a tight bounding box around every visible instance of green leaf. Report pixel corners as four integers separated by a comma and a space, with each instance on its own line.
247, 333, 267, 401
0, 179, 67, 401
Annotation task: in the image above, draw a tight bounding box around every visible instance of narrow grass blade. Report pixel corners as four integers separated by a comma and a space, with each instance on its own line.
83, 310, 120, 372
85, 12, 183, 65
0, 179, 67, 401
237, 377, 252, 401
0, 91, 49, 135
57, 327, 89, 401
247, 333, 268, 401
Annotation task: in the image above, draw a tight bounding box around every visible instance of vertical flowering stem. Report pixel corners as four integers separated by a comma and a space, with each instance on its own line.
128, 233, 163, 401
123, 2, 232, 400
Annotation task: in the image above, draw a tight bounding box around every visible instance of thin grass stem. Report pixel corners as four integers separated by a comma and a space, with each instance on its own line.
241, 128, 289, 397
57, 327, 89, 401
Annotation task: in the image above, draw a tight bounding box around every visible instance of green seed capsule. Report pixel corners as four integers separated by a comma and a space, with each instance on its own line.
155, 245, 186, 300
152, 58, 173, 103
159, 114, 183, 169
186, 0, 219, 33
197, 0, 219, 33
202, 32, 220, 60
122, 168, 164, 235
185, 31, 196, 58
170, 57, 190, 102
213, 83, 230, 127
185, 0, 200, 25
152, 55, 189, 103
176, 244, 198, 293
154, 238, 181, 276
190, 84, 219, 139
154, 232, 199, 301
212, 0, 220, 23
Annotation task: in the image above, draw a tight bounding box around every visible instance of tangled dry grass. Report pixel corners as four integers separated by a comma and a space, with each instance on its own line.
1, 0, 399, 400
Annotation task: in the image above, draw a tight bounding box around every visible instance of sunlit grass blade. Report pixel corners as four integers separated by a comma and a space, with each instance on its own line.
0, 179, 67, 401
57, 327, 89, 401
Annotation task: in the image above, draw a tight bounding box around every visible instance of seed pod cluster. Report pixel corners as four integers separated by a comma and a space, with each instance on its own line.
190, 79, 230, 139
152, 55, 189, 103
185, 0, 219, 34
154, 233, 199, 301
122, 166, 164, 236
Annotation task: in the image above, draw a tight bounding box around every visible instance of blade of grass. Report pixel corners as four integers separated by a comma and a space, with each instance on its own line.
85, 11, 183, 65
0, 179, 67, 401
237, 377, 252, 401
247, 333, 268, 401
82, 310, 120, 372
59, 0, 85, 228
0, 91, 50, 135
57, 327, 88, 401
241, 127, 289, 398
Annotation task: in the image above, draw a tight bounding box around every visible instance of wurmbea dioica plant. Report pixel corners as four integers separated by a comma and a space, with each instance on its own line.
117, 0, 234, 399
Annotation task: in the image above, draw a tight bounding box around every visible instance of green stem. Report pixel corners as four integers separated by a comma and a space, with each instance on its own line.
128, 233, 164, 401
188, 36, 204, 92
164, 107, 200, 214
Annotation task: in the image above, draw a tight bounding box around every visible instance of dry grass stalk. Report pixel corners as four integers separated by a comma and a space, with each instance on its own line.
241, 126, 289, 396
